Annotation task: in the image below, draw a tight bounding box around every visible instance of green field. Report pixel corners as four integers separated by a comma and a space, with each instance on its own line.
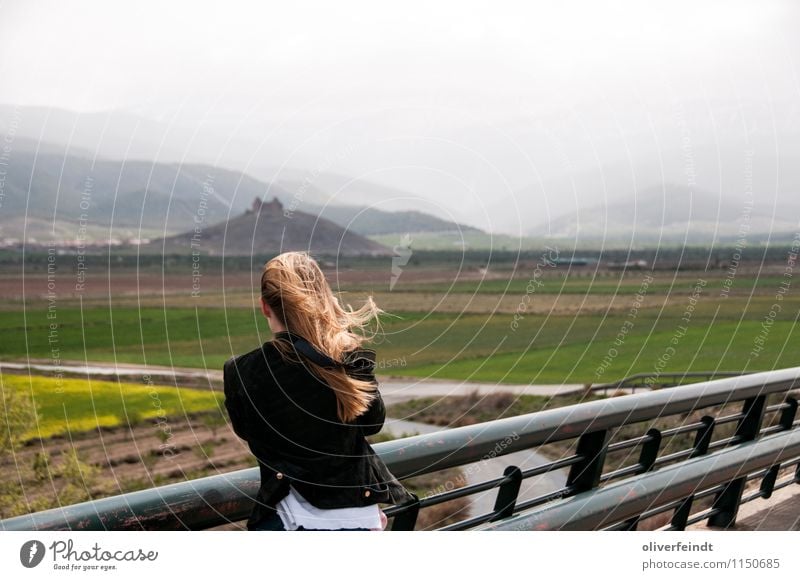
387, 275, 792, 295
0, 374, 224, 439
1, 270, 798, 383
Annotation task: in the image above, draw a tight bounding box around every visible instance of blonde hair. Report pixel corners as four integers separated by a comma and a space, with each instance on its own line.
260, 251, 383, 423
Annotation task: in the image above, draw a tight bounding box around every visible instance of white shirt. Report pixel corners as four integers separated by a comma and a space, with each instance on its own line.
276, 485, 384, 530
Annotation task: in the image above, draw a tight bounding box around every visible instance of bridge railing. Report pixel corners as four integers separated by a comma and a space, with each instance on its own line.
479, 427, 800, 531
1, 368, 799, 531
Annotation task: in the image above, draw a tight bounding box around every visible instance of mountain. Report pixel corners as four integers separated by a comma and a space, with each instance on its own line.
0, 104, 291, 181
537, 184, 800, 243
0, 139, 477, 242
5, 102, 800, 237
305, 203, 480, 236
151, 197, 389, 256
0, 138, 282, 240
0, 105, 471, 221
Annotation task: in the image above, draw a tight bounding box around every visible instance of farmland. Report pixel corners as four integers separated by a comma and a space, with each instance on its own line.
1, 253, 798, 384
1, 248, 799, 526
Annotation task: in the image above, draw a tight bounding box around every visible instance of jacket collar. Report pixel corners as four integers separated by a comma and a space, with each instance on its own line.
271, 330, 376, 371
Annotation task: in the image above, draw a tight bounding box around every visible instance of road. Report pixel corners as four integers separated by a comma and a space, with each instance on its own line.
0, 359, 591, 399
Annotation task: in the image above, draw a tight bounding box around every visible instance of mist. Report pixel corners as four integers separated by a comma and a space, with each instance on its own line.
1, 0, 798, 236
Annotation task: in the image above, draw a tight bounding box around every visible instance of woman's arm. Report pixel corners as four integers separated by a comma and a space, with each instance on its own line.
347, 349, 385, 435
223, 357, 254, 442
356, 387, 386, 436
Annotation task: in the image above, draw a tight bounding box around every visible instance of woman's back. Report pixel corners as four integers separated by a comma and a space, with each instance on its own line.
225, 332, 378, 459
223, 251, 414, 530
224, 329, 413, 530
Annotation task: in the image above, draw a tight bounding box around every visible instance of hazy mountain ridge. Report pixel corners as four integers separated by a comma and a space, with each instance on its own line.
151, 197, 389, 257
538, 184, 800, 242
305, 203, 480, 236
0, 137, 479, 242
4, 105, 799, 245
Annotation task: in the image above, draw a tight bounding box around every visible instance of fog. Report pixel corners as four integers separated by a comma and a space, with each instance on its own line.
1, 0, 798, 235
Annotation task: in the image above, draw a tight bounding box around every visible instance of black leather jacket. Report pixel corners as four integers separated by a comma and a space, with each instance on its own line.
223, 331, 415, 530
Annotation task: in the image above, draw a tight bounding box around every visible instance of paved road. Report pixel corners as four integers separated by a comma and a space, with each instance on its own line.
379, 379, 589, 402
0, 360, 592, 399
0, 360, 216, 382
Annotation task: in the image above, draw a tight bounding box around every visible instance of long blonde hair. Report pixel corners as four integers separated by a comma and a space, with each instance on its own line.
260, 251, 383, 423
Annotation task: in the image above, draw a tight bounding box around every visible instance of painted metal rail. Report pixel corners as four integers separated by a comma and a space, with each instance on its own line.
2, 367, 799, 531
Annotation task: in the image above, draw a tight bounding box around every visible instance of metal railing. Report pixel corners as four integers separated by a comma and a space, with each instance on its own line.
2, 367, 799, 532
479, 428, 800, 531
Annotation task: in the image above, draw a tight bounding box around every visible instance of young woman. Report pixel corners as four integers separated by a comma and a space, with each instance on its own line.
223, 251, 415, 531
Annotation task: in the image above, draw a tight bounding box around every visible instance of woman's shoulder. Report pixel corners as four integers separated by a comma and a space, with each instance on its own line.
271, 330, 377, 371
225, 341, 286, 374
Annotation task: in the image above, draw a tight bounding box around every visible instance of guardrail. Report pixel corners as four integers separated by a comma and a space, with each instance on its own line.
2, 367, 799, 531
478, 428, 800, 531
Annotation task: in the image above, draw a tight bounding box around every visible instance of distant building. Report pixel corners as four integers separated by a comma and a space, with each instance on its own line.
552, 257, 591, 267
607, 259, 648, 270
250, 197, 283, 214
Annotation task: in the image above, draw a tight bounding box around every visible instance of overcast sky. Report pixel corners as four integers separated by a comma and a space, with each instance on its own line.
2, 0, 797, 115
1, 0, 799, 234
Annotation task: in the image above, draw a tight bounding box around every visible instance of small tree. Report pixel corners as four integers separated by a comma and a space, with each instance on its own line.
0, 383, 41, 456
57, 447, 100, 505
32, 451, 51, 482
200, 412, 227, 437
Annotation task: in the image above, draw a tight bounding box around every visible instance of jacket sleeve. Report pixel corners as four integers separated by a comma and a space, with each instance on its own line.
356, 386, 386, 436
223, 357, 254, 442
347, 351, 385, 436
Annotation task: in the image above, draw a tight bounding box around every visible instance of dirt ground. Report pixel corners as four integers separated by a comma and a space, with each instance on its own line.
0, 268, 704, 315
2, 412, 259, 528
0, 264, 475, 306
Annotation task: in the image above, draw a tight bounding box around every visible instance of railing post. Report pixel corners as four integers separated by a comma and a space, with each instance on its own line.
779, 397, 798, 430
489, 465, 522, 522
760, 465, 780, 499
671, 416, 715, 530
390, 493, 420, 531
786, 398, 800, 485
760, 397, 798, 500
708, 395, 767, 528
619, 428, 662, 530
565, 430, 610, 495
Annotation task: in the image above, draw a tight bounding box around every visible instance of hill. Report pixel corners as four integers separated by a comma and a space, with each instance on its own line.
0, 138, 476, 242
0, 139, 275, 240
537, 184, 800, 243
151, 197, 389, 256
306, 203, 480, 236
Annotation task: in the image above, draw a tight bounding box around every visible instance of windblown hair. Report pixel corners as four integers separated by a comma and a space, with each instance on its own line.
260, 251, 383, 423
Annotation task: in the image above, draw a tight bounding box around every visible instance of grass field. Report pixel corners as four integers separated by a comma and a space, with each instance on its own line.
387, 274, 793, 295
1, 267, 798, 384
0, 374, 224, 439
1, 257, 798, 524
